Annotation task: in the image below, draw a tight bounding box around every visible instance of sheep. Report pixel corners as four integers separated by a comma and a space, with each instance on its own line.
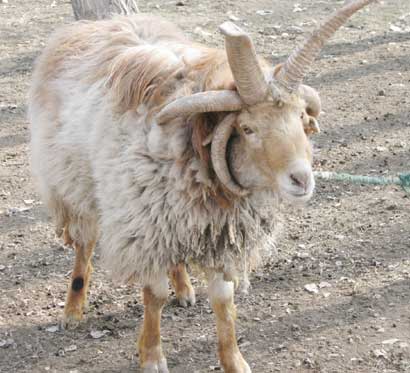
28, 1, 376, 371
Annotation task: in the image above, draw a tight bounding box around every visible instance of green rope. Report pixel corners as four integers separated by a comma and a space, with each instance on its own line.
314, 171, 410, 194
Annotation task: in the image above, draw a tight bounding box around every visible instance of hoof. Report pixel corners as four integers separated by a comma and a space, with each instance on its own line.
142, 358, 169, 373
242, 361, 251, 373
176, 285, 196, 308
61, 311, 83, 330
222, 353, 252, 373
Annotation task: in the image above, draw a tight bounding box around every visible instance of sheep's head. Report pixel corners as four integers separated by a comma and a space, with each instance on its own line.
226, 94, 318, 202
157, 0, 376, 202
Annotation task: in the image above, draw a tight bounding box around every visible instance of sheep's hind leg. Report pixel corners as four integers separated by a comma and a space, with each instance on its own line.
169, 262, 195, 307
62, 238, 96, 329
138, 275, 169, 373
208, 273, 251, 373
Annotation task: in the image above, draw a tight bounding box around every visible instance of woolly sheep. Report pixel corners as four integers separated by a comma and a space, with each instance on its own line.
29, 1, 376, 371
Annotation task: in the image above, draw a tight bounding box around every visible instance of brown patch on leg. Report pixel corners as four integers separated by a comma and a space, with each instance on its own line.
63, 239, 95, 329
138, 287, 169, 372
212, 300, 251, 373
169, 263, 195, 307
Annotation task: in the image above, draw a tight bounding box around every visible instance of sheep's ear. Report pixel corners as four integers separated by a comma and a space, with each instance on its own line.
304, 116, 320, 135
301, 110, 320, 135
299, 85, 321, 119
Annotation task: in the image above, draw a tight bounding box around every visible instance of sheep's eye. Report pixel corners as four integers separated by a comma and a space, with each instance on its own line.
300, 112, 305, 120
242, 126, 254, 135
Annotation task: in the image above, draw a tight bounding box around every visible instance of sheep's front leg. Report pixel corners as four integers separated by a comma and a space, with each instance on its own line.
63, 239, 96, 329
208, 273, 251, 373
169, 262, 195, 307
138, 276, 169, 373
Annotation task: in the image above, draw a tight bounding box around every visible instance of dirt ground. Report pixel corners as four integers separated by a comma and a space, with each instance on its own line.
1, 0, 410, 372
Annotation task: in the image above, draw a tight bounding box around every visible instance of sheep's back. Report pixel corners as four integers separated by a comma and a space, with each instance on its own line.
28, 15, 191, 235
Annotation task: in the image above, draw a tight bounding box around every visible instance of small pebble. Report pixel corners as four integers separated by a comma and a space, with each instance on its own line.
0, 339, 14, 348
372, 349, 388, 359
64, 344, 77, 352
304, 283, 319, 294
46, 325, 59, 333
90, 330, 110, 339
382, 338, 399, 345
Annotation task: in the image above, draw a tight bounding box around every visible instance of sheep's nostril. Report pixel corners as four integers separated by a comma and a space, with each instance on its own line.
290, 173, 307, 189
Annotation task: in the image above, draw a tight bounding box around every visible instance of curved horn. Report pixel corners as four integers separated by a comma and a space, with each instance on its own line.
211, 113, 248, 197
299, 84, 321, 118
276, 0, 377, 92
156, 90, 244, 124
219, 22, 269, 105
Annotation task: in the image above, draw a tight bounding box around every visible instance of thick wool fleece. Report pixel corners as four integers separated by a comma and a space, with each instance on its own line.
28, 15, 279, 285
93, 109, 279, 283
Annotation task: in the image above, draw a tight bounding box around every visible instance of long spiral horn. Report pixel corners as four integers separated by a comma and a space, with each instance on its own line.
220, 22, 269, 105
276, 0, 377, 92
211, 114, 248, 197
156, 90, 244, 124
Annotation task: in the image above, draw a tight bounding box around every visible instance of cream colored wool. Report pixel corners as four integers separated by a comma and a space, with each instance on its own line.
28, 15, 279, 285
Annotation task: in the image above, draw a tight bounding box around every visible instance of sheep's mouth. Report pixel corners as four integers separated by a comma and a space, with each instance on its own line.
278, 187, 314, 204
275, 169, 315, 204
